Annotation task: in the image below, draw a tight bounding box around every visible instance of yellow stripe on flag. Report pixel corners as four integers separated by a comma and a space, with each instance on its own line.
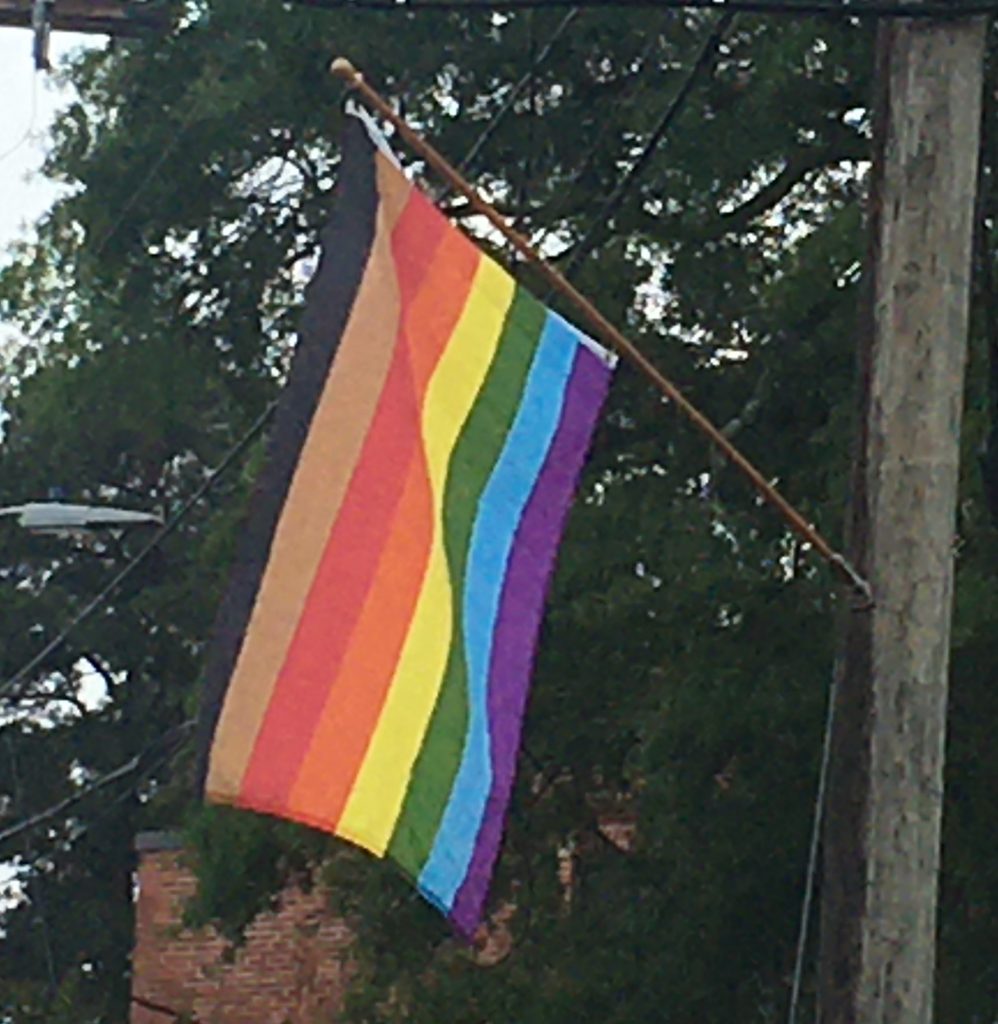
336, 258, 515, 855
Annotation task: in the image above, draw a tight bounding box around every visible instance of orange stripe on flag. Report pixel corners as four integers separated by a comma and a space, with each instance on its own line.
284, 454, 432, 827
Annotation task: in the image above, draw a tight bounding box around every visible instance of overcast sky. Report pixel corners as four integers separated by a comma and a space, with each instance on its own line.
0, 27, 95, 250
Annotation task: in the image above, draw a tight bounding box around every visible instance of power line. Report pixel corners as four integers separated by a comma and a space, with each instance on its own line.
446, 6, 658, 247
0, 50, 205, 262
0, 720, 194, 849
131, 994, 202, 1023
0, 400, 277, 703
0, 70, 39, 168
454, 6, 580, 179
527, 24, 666, 237
81, 2, 272, 260
288, 0, 998, 18
87, 94, 209, 260
560, 10, 735, 279
45, 0, 297, 273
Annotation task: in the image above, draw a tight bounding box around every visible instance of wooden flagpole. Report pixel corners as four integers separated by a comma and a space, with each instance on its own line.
330, 57, 871, 602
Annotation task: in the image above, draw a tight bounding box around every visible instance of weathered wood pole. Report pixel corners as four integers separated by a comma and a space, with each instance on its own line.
818, 13, 987, 1024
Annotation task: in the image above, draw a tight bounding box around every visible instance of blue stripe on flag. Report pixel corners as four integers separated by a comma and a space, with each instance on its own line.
417, 312, 579, 909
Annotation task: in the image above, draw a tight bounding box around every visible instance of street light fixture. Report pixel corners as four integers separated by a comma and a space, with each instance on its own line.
0, 502, 163, 535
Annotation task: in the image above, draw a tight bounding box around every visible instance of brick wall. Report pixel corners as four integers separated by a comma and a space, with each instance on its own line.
130, 832, 351, 1024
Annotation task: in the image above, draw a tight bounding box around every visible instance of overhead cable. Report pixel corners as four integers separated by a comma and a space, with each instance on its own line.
0, 401, 277, 702
88, 2, 272, 259
289, 0, 998, 19
455, 6, 580, 179
560, 10, 736, 279
0, 720, 194, 849
0, 71, 39, 168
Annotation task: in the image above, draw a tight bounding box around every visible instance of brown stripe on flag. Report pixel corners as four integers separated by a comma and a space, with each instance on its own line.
205, 156, 412, 798
196, 119, 381, 792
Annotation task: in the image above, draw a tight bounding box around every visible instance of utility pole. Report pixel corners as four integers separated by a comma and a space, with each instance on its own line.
818, 13, 987, 1024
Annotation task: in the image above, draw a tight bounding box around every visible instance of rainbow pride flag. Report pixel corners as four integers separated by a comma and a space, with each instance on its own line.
197, 114, 615, 935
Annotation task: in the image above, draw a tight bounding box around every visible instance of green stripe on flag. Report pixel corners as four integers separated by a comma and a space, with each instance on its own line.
388, 286, 546, 878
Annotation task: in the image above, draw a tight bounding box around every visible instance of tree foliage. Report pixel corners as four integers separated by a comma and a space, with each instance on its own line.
0, 3, 996, 1021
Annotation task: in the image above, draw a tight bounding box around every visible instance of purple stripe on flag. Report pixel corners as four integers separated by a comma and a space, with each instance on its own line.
449, 346, 612, 937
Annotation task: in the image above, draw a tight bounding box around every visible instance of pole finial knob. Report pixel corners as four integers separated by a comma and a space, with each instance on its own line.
330, 57, 361, 85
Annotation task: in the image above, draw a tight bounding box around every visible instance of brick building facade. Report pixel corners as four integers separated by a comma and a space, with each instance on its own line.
130, 832, 351, 1024
128, 813, 633, 1021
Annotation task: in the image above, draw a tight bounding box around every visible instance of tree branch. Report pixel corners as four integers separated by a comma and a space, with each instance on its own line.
699, 144, 867, 242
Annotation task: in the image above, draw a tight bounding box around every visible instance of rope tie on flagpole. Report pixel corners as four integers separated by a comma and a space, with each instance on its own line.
329, 57, 872, 602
